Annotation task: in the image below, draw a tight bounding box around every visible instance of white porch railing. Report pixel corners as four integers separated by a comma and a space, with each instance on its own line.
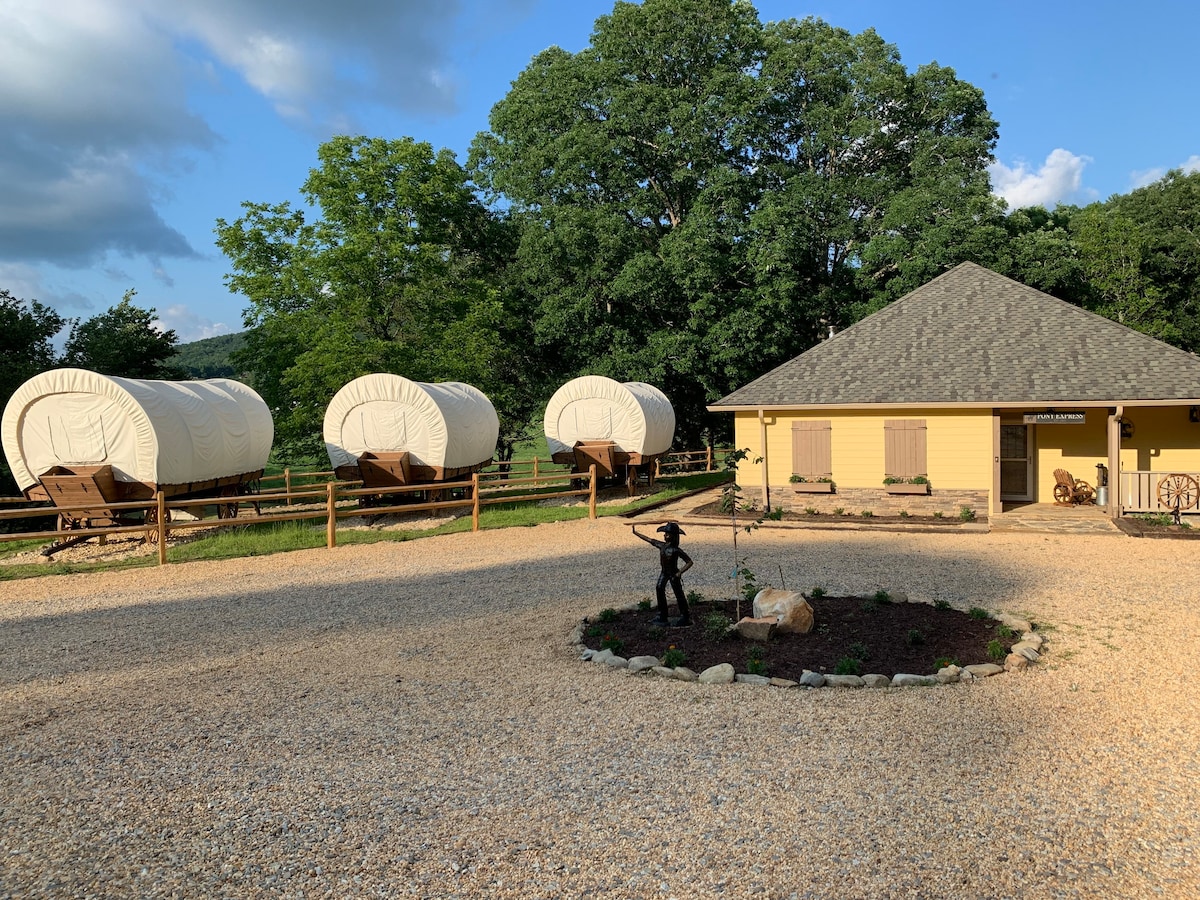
1119, 470, 1200, 514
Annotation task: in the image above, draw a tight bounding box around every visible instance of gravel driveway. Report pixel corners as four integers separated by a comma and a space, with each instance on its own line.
1, 519, 1197, 898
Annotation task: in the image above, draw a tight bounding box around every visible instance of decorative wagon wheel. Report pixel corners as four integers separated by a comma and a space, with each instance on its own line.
1074, 480, 1095, 504
1157, 473, 1200, 511
1053, 483, 1074, 505
143, 505, 172, 543
216, 485, 240, 519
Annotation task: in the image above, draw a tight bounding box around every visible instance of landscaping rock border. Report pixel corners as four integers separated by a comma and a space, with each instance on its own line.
569, 599, 1045, 688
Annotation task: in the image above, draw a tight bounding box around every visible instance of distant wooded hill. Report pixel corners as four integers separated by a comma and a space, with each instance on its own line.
171, 331, 248, 379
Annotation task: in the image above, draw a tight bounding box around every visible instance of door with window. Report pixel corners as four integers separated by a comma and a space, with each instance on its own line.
1000, 424, 1034, 501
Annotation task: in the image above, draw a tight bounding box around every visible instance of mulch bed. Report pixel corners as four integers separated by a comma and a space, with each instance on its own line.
688, 502, 982, 527
1114, 517, 1200, 539
582, 596, 1020, 680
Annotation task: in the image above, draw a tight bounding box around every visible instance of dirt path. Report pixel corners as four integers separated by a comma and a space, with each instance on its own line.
1, 519, 1197, 898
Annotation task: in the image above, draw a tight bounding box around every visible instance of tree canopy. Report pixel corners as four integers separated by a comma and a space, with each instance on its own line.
469, 0, 1002, 441
215, 135, 543, 460
60, 290, 184, 379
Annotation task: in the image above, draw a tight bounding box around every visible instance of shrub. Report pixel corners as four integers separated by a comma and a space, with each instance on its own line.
805, 506, 819, 516
662, 645, 686, 668
934, 656, 960, 670
685, 590, 704, 604
968, 606, 989, 620
907, 628, 924, 646
933, 510, 944, 519
959, 505, 977, 522
703, 611, 732, 640
746, 644, 767, 676
637, 597, 652, 611
933, 599, 952, 611
987, 640, 1006, 661
874, 589, 891, 603
847, 641, 869, 660
585, 624, 603, 638
834, 656, 862, 676
598, 607, 619, 623
861, 510, 874, 518
899, 510, 910, 518
996, 624, 1015, 639
832, 507, 845, 516
600, 633, 625, 655
809, 586, 826, 599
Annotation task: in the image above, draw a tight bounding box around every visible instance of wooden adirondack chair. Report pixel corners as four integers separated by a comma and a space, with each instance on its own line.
1053, 468, 1095, 505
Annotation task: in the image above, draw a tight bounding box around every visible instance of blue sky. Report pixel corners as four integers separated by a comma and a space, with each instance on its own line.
2, 0, 1197, 344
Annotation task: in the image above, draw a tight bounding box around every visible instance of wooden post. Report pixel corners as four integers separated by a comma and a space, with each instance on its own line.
156, 491, 167, 565
706, 445, 714, 472
589, 463, 598, 519
533, 456, 540, 487
655, 458, 662, 478
326, 481, 337, 549
472, 472, 481, 532
285, 467, 292, 506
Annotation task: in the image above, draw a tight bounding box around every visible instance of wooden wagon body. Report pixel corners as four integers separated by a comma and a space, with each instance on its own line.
543, 376, 676, 494
2, 368, 274, 541
324, 374, 498, 501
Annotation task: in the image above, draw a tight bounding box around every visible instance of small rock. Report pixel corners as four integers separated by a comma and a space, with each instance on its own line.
590, 649, 612, 664
891, 591, 909, 603
627, 656, 660, 673
963, 663, 1004, 677
999, 616, 1033, 633
651, 666, 675, 678
891, 673, 937, 687
1005, 653, 1030, 671
799, 671, 826, 688
698, 663, 736, 684
735, 674, 771, 685
735, 616, 778, 642
580, 648, 595, 661
769, 677, 798, 688
936, 665, 962, 684
567, 626, 583, 645
1021, 632, 1045, 648
824, 674, 865, 688
602, 654, 628, 668
672, 667, 699, 682
1010, 643, 1040, 661
862, 674, 890, 688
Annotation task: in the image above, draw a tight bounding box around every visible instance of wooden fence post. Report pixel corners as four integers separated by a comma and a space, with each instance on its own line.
156, 491, 167, 565
326, 481, 337, 549
706, 445, 713, 472
472, 473, 481, 532
285, 467, 292, 506
533, 456, 540, 488
589, 464, 597, 519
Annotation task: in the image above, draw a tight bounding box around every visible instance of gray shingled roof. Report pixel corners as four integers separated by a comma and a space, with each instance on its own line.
712, 262, 1200, 408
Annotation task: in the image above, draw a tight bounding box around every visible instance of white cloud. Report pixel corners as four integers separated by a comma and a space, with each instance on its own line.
154, 304, 234, 344
990, 149, 1090, 210
1130, 154, 1200, 190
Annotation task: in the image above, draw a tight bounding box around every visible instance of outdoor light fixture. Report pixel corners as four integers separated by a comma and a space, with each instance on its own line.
1190, 406, 1200, 423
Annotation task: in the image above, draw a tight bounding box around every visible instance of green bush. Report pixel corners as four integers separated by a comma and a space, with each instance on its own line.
987, 640, 1005, 661
703, 611, 732, 640
968, 606, 989, 620
809, 586, 826, 599
834, 657, 862, 676
600, 633, 625, 655
959, 506, 977, 522
933, 599, 952, 611
598, 607, 619, 623
746, 644, 767, 676
847, 641, 869, 660
662, 646, 686, 668
907, 628, 924, 646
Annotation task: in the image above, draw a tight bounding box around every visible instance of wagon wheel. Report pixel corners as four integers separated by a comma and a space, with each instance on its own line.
626, 465, 638, 497
143, 506, 172, 543
216, 485, 239, 519
1053, 483, 1073, 505
1157, 473, 1200, 511
1074, 480, 1095, 505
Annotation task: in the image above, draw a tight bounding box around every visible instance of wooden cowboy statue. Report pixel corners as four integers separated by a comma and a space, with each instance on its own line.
631, 521, 694, 627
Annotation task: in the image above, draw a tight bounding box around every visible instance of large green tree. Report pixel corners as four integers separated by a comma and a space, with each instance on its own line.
60, 290, 185, 379
216, 136, 539, 461
1, 291, 68, 493
470, 0, 1001, 441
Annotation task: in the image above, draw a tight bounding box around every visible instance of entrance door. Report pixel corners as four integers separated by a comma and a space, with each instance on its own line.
1000, 424, 1034, 501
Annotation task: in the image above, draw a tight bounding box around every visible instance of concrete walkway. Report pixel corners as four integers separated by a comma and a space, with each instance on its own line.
989, 502, 1121, 535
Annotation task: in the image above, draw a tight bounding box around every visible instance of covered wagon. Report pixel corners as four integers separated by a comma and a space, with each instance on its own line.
2, 368, 273, 539
543, 376, 675, 493
323, 374, 498, 497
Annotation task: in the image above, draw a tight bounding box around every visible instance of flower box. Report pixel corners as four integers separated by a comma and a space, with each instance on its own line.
884, 482, 930, 495
792, 482, 835, 493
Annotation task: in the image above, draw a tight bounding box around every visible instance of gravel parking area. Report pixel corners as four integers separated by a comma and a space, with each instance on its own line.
1, 519, 1197, 898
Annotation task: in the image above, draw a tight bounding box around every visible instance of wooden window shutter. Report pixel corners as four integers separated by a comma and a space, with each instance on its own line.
884, 419, 927, 478
791, 420, 832, 477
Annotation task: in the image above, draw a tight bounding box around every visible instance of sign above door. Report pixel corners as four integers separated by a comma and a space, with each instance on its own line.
1023, 412, 1086, 424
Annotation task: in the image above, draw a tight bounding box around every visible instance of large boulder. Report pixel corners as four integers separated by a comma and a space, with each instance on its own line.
752, 588, 814, 634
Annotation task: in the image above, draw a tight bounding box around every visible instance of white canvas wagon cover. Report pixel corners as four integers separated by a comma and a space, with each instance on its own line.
1, 368, 274, 492
543, 376, 675, 457
323, 374, 499, 471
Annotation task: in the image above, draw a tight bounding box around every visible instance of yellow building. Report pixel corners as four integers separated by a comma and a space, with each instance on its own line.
708, 263, 1200, 518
